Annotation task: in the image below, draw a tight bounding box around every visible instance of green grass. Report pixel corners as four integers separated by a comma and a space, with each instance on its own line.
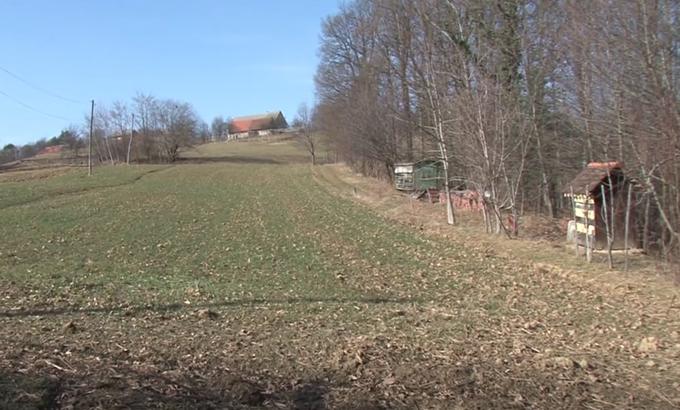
181, 138, 310, 161
0, 165, 167, 209
0, 141, 464, 311
0, 139, 678, 409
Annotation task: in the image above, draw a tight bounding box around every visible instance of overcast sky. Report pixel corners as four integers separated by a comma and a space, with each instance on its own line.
0, 0, 339, 147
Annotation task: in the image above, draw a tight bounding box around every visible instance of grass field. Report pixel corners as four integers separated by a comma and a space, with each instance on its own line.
1, 140, 679, 409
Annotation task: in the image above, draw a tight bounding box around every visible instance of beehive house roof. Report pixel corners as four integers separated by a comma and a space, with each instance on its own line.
563, 161, 624, 195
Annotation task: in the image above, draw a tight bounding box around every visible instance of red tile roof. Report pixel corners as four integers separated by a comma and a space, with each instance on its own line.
38, 145, 66, 155
587, 161, 623, 170
229, 112, 287, 134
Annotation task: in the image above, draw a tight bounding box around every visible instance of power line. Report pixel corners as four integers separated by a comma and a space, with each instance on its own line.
0, 89, 73, 122
0, 64, 84, 104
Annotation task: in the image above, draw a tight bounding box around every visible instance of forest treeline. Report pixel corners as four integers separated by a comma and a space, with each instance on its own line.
1, 94, 209, 165
314, 0, 679, 258
87, 94, 209, 164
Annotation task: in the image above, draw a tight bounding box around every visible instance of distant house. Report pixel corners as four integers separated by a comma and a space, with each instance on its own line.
228, 111, 288, 139
38, 145, 67, 155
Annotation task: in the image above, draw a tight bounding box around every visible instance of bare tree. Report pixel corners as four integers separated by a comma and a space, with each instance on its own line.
311, 0, 678, 259
293, 103, 318, 165
155, 100, 199, 162
78, 93, 203, 165
211, 116, 228, 141
110, 100, 133, 163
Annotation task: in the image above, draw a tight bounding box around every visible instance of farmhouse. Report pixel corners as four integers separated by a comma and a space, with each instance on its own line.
563, 161, 637, 250
38, 145, 67, 155
228, 111, 288, 139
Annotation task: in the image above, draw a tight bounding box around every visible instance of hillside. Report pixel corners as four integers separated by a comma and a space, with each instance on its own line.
0, 140, 678, 409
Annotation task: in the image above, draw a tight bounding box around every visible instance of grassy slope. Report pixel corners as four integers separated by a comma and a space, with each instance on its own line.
0, 140, 678, 409
0, 165, 168, 209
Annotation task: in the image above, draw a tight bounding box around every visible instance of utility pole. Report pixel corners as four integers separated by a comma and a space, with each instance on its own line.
88, 99, 94, 176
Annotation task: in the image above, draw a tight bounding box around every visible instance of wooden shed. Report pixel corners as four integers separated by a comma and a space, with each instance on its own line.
394, 160, 444, 191
563, 162, 637, 250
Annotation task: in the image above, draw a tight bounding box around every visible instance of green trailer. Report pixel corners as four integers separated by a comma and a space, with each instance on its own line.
394, 160, 444, 191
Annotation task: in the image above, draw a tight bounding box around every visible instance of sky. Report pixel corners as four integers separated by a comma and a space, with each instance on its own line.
0, 0, 340, 147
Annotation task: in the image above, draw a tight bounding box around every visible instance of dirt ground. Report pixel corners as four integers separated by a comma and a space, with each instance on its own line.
313, 164, 680, 406
1, 150, 679, 409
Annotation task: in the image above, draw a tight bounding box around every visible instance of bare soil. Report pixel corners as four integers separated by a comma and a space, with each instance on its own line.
1, 152, 679, 409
